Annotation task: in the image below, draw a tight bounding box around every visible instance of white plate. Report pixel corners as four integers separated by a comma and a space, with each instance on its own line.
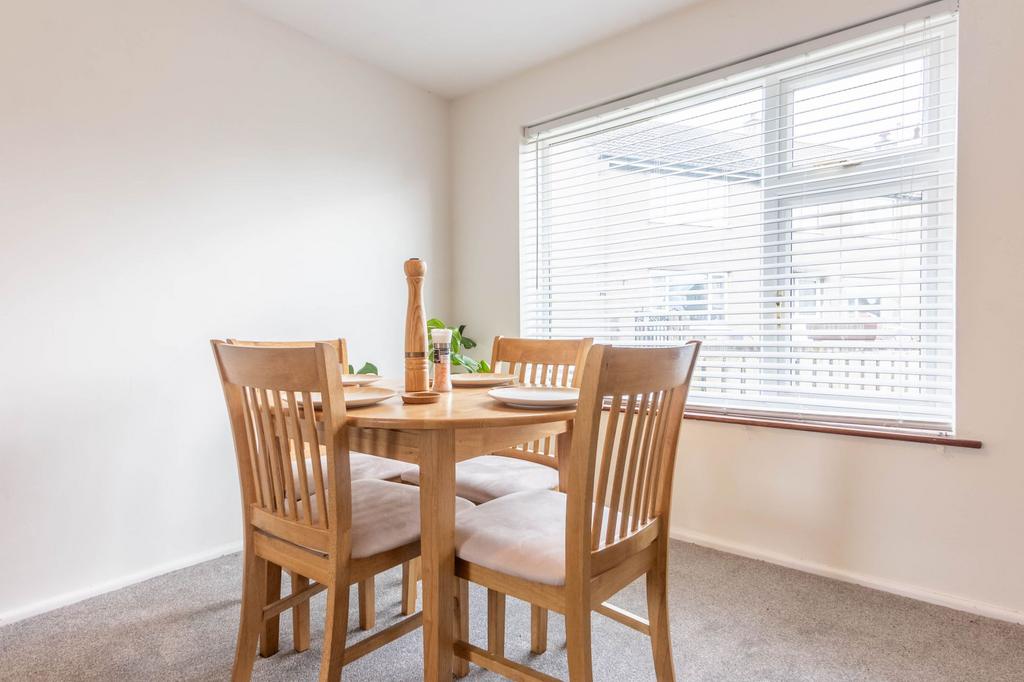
287, 387, 395, 410
451, 373, 516, 388
344, 386, 396, 408
487, 386, 580, 409
341, 373, 381, 387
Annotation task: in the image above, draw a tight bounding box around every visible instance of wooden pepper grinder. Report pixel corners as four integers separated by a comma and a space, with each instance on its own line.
403, 258, 429, 392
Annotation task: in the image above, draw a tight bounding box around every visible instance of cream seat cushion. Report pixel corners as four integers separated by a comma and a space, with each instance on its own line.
350, 452, 417, 481
294, 453, 418, 498
401, 455, 558, 504
306, 479, 474, 558
455, 488, 618, 585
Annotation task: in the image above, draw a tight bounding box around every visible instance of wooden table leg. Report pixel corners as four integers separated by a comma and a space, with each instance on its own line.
419, 428, 456, 682
260, 563, 282, 657
290, 572, 310, 652
454, 577, 470, 678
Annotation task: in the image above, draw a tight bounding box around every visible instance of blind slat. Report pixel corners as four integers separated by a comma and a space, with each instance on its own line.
525, 251, 954, 286
521, 96, 957, 191
520, 193, 955, 245
522, 169, 956, 232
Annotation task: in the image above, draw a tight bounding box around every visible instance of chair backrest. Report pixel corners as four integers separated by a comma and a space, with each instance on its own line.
212, 341, 351, 553
564, 343, 700, 566
490, 336, 594, 466
490, 336, 593, 388
227, 338, 349, 373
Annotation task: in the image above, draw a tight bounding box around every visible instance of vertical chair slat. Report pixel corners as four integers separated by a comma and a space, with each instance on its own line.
626, 391, 659, 532
632, 390, 663, 531
618, 392, 651, 538
530, 361, 545, 454
301, 390, 329, 529
646, 387, 675, 521
657, 390, 675, 517
605, 393, 637, 546
646, 389, 668, 520
263, 389, 289, 518
246, 387, 274, 512
241, 387, 266, 509
256, 388, 286, 515
641, 390, 667, 524
288, 391, 314, 524
271, 390, 299, 521
591, 393, 622, 548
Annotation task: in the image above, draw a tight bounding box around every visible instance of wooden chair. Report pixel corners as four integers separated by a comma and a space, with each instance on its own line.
212, 341, 470, 680
226, 338, 417, 637
487, 336, 593, 490
399, 336, 592, 645
452, 342, 701, 681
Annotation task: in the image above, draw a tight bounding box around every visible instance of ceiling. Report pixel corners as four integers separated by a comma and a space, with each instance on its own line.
238, 0, 700, 97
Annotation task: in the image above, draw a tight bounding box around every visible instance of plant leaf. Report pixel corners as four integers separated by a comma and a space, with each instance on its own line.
426, 318, 445, 330
453, 353, 481, 372
461, 335, 477, 349
347, 364, 354, 374
478, 359, 491, 373
357, 362, 378, 375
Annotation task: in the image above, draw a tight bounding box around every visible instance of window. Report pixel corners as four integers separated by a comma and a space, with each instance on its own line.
519, 8, 958, 434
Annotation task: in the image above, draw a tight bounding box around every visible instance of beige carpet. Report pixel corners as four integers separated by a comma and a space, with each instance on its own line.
2, 540, 1023, 681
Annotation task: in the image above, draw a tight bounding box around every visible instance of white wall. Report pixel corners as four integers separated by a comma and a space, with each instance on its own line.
0, 0, 450, 621
451, 0, 1024, 620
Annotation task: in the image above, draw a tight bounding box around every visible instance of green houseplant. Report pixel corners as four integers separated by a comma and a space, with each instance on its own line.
427, 318, 491, 373
346, 361, 379, 375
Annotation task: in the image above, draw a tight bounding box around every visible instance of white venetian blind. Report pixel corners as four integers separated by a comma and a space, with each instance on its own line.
520, 7, 958, 433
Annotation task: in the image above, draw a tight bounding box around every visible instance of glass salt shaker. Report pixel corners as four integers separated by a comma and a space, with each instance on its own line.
431, 328, 452, 392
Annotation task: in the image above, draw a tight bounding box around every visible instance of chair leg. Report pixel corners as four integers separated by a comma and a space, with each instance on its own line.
565, 599, 593, 682
486, 589, 506, 657
453, 577, 470, 678
530, 604, 548, 654
358, 577, 376, 630
291, 572, 310, 652
646, 551, 676, 681
320, 580, 350, 682
401, 558, 419, 615
232, 546, 267, 682
260, 562, 282, 657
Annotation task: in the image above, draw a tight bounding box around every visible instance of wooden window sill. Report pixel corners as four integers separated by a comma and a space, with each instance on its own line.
602, 405, 983, 449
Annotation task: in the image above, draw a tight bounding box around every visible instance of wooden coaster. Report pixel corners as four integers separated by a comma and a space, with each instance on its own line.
401, 390, 442, 405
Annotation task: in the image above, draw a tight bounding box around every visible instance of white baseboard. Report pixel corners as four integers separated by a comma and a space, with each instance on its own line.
671, 528, 1024, 625
0, 541, 243, 627
6, 532, 1021, 628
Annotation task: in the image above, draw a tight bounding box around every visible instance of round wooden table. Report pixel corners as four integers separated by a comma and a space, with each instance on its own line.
344, 385, 575, 681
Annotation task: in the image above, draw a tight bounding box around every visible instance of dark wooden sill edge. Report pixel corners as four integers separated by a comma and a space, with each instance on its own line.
601, 405, 983, 449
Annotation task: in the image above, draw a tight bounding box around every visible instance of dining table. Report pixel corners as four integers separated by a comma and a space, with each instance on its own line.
339, 382, 575, 681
